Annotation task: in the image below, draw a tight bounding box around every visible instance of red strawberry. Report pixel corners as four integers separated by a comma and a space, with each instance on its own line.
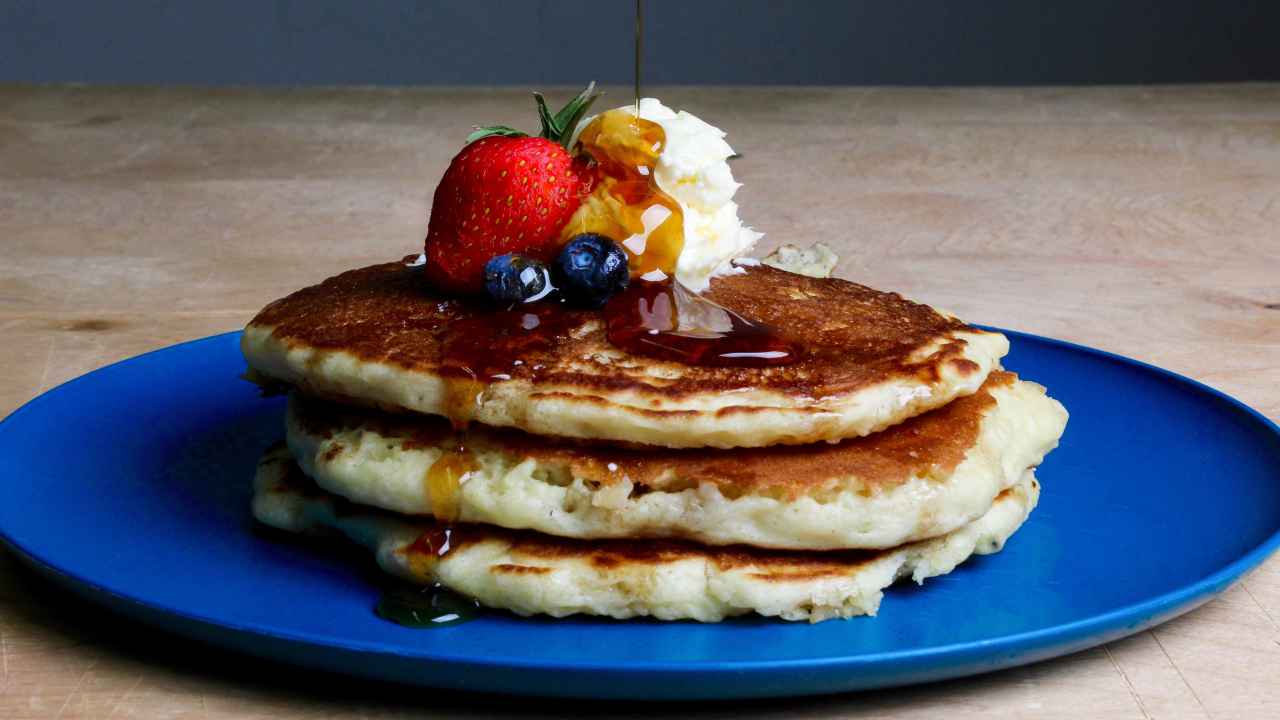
424, 136, 591, 293
424, 84, 601, 294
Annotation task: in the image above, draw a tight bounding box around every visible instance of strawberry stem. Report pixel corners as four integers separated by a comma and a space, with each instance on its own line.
548, 82, 602, 148
464, 83, 602, 148
534, 93, 558, 139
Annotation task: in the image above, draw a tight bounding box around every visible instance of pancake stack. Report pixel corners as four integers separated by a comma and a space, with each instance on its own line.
242, 253, 1067, 622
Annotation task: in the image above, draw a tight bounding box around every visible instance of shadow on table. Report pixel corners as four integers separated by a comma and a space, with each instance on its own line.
0, 546, 1036, 718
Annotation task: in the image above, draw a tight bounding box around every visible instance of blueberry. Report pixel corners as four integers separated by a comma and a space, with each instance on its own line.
483, 254, 553, 304
554, 234, 630, 307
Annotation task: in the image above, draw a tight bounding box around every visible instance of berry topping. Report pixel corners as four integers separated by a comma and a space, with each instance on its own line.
483, 254, 554, 304
423, 84, 602, 294
554, 233, 630, 308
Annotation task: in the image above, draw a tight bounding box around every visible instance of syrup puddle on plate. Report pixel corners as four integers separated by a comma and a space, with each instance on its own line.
377, 582, 483, 628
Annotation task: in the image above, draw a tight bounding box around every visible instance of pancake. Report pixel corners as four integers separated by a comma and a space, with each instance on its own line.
242, 260, 1008, 448
252, 445, 1040, 622
285, 371, 1066, 549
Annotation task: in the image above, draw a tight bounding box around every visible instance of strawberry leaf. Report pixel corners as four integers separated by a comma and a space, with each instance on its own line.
465, 125, 527, 145
463, 83, 601, 148
533, 92, 560, 139
550, 82, 602, 148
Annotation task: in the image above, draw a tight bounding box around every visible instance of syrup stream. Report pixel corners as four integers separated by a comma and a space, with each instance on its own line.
634, 0, 643, 115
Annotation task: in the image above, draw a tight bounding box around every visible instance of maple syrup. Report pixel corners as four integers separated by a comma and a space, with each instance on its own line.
434, 304, 582, 424
423, 447, 475, 523
634, 0, 644, 113
565, 107, 803, 366
377, 527, 485, 627
440, 375, 483, 430
377, 583, 482, 628
561, 109, 684, 278
427, 303, 586, 512
604, 279, 799, 366
403, 526, 460, 572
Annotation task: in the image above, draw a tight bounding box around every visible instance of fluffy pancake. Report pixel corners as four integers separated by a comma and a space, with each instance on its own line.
285, 371, 1066, 549
252, 445, 1040, 622
242, 260, 1008, 448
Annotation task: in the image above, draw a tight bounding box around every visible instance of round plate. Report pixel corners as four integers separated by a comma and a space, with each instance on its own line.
1, 330, 1278, 699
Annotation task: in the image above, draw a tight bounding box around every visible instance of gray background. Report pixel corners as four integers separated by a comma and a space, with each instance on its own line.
2, 0, 1277, 86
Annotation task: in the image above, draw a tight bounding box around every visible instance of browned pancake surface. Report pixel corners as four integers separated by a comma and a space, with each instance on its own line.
249, 258, 988, 402
291, 372, 1016, 501
262, 453, 1024, 582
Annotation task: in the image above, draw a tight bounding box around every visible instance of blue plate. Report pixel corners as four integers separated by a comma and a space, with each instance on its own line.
1, 330, 1278, 699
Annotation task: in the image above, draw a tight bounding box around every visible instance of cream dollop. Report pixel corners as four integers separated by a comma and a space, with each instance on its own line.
574, 98, 762, 292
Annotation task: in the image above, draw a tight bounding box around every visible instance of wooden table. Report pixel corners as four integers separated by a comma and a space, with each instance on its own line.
1, 84, 1277, 718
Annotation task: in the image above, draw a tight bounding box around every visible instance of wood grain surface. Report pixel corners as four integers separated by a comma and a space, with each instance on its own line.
1, 84, 1277, 719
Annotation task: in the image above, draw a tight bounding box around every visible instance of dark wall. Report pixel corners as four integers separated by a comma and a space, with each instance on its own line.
3, 0, 1277, 86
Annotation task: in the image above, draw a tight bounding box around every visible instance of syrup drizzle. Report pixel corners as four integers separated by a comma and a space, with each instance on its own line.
556, 85, 798, 366
434, 305, 580, 424
604, 279, 799, 366
424, 304, 584, 519
562, 110, 684, 278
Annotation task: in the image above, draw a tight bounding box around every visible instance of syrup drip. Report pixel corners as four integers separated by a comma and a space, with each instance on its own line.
423, 447, 475, 523
562, 110, 684, 278
435, 305, 580, 427
404, 526, 459, 571
427, 304, 583, 516
380, 527, 482, 627
441, 375, 483, 431
433, 363, 480, 522
604, 279, 799, 366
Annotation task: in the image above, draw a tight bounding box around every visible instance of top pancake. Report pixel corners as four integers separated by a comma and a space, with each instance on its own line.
242, 258, 1007, 448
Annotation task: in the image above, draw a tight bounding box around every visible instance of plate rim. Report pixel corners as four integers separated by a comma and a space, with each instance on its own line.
1, 328, 1278, 679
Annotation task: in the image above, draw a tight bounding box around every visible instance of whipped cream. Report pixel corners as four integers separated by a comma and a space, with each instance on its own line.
574, 98, 762, 292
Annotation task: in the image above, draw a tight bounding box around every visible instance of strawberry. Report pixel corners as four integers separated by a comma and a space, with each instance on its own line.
424, 84, 601, 294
